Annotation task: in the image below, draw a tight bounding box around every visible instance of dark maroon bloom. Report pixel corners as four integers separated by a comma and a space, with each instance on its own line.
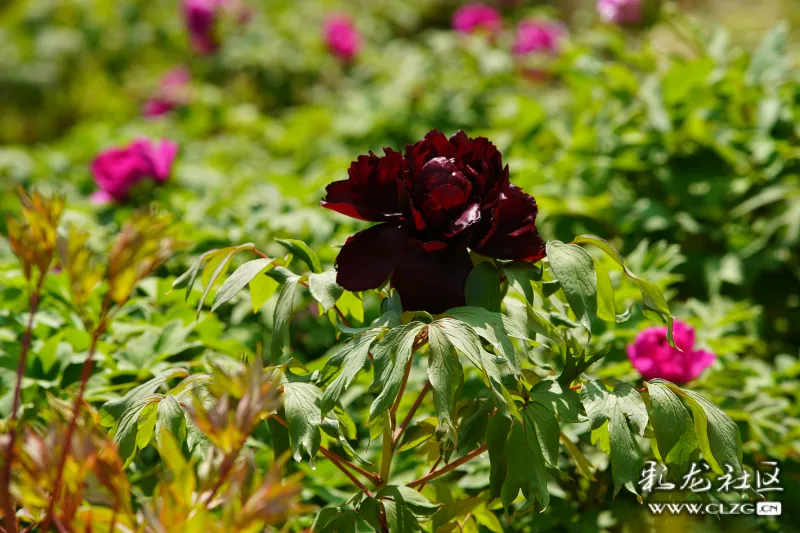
321, 130, 545, 313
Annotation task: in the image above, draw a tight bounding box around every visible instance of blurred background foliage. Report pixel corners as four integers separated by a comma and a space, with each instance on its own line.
0, 0, 798, 531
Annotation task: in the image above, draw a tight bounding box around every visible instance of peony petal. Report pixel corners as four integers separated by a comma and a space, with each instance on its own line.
321, 150, 406, 222
90, 190, 115, 205
472, 185, 545, 261
687, 349, 715, 381
390, 241, 473, 314
335, 223, 408, 292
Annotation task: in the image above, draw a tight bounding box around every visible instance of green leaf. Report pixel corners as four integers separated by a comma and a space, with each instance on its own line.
571, 235, 674, 345
100, 368, 189, 427
529, 380, 580, 422
369, 322, 426, 421
427, 323, 464, 445
195, 245, 254, 317
486, 413, 511, 500
277, 238, 322, 274
595, 260, 616, 322
337, 290, 364, 323
502, 261, 541, 306
249, 272, 280, 313
448, 307, 521, 377
377, 486, 441, 517
283, 381, 325, 466
465, 262, 503, 312
155, 395, 187, 450
433, 318, 519, 420
211, 257, 277, 312
545, 241, 597, 333
640, 76, 672, 133
657, 380, 742, 476
319, 329, 383, 417
501, 404, 553, 511
271, 276, 301, 359
308, 271, 344, 313
747, 22, 789, 86
111, 399, 154, 467
383, 497, 420, 533
646, 381, 698, 469
431, 497, 483, 530
580, 380, 647, 496
312, 507, 358, 533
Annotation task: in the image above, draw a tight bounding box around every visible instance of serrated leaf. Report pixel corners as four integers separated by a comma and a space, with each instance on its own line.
312, 507, 358, 533
271, 276, 301, 358
427, 323, 464, 445
378, 486, 441, 517
571, 235, 674, 345
580, 380, 647, 496
646, 381, 698, 469
319, 329, 383, 416
111, 399, 153, 467
448, 307, 521, 377
211, 257, 276, 312
545, 241, 597, 333
501, 405, 551, 511
369, 322, 425, 421
433, 318, 519, 420
283, 381, 324, 466
277, 238, 322, 273
487, 413, 511, 500
529, 380, 580, 422
308, 271, 344, 313
465, 262, 503, 312
156, 395, 187, 450
100, 368, 189, 426
658, 380, 742, 476
196, 245, 254, 317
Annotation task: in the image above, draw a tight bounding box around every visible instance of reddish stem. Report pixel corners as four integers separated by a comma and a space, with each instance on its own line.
417, 455, 442, 492
320, 448, 374, 497
271, 415, 380, 485
1, 274, 44, 533
406, 445, 488, 488
392, 381, 431, 445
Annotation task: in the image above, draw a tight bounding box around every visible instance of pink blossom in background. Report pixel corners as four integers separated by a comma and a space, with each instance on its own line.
452, 4, 503, 34
91, 139, 179, 204
626, 320, 716, 384
597, 0, 643, 25
143, 68, 191, 117
323, 14, 361, 62
512, 19, 567, 56
183, 0, 222, 54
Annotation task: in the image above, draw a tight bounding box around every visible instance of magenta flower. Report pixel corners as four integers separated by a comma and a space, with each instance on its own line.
321, 130, 545, 314
183, 0, 222, 54
512, 19, 567, 56
143, 68, 191, 118
323, 14, 361, 62
452, 4, 503, 35
627, 320, 715, 384
597, 0, 643, 25
90, 139, 178, 204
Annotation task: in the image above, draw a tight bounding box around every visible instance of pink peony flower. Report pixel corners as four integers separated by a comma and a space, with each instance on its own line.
512, 19, 567, 56
597, 0, 643, 25
627, 320, 716, 384
323, 14, 361, 62
90, 139, 178, 203
143, 68, 191, 118
183, 0, 222, 55
452, 4, 503, 34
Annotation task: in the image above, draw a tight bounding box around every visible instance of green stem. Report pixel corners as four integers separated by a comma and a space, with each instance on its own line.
379, 424, 393, 488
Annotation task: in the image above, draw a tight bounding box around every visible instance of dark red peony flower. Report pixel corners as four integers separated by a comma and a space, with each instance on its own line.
321, 130, 544, 313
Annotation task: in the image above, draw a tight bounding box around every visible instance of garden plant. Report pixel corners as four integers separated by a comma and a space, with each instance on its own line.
0, 0, 797, 532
